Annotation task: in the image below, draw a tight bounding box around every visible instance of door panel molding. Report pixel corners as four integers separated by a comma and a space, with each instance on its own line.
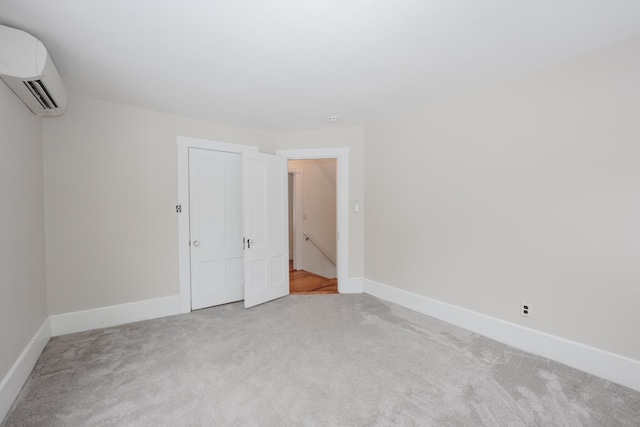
189, 149, 243, 310
243, 151, 290, 308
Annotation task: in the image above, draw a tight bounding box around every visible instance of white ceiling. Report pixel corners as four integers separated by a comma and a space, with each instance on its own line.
2, 1, 640, 130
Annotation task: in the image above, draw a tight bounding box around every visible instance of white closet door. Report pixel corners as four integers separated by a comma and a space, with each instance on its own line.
189, 148, 243, 310
242, 151, 289, 308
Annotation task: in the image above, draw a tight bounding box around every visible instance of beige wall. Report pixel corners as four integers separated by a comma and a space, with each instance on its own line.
43, 94, 275, 315
42, 96, 366, 315
364, 38, 640, 360
0, 83, 48, 380
274, 128, 365, 278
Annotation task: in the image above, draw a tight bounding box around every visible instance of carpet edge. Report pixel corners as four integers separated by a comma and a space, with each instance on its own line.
363, 278, 640, 392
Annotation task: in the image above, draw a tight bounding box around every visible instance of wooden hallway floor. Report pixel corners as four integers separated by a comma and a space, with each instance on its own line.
289, 261, 338, 294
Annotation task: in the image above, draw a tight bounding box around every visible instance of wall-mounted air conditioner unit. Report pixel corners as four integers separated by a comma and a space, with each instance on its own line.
0, 24, 68, 116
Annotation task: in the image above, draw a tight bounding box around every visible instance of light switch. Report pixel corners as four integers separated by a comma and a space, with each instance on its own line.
354, 199, 360, 213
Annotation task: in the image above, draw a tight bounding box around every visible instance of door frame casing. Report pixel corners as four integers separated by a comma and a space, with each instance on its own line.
288, 168, 303, 271
276, 148, 350, 293
177, 136, 258, 314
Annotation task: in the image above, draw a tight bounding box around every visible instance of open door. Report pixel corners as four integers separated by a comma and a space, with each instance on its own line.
243, 151, 290, 308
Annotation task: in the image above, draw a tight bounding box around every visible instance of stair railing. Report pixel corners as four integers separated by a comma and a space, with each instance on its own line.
303, 232, 336, 266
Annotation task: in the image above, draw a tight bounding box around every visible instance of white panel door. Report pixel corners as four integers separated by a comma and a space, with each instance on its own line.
189, 148, 244, 310
243, 151, 289, 308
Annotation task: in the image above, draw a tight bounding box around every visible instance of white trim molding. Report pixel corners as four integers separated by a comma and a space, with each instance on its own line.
340, 277, 364, 294
288, 167, 304, 271
176, 136, 259, 313
276, 148, 351, 294
363, 278, 640, 392
50, 296, 180, 337
0, 318, 51, 422
176, 136, 260, 152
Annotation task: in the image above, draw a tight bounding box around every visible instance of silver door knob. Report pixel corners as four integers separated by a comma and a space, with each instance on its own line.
193, 240, 200, 247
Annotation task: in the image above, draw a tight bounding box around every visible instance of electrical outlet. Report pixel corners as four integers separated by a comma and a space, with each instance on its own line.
521, 302, 531, 318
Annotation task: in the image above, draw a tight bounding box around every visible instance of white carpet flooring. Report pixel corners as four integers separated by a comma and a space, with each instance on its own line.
3, 294, 639, 426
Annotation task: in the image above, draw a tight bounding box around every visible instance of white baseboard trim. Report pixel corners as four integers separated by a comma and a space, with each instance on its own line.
363, 279, 640, 392
50, 295, 181, 337
339, 277, 363, 294
0, 317, 51, 423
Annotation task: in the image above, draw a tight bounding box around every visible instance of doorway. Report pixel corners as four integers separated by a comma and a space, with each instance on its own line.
276, 147, 352, 295
177, 141, 353, 314
288, 159, 338, 294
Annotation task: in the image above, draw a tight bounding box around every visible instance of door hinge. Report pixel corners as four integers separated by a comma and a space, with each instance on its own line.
176, 204, 182, 213
243, 237, 246, 250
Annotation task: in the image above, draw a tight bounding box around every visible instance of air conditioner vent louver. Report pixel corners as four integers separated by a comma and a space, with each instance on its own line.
24, 80, 59, 110
0, 25, 68, 116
